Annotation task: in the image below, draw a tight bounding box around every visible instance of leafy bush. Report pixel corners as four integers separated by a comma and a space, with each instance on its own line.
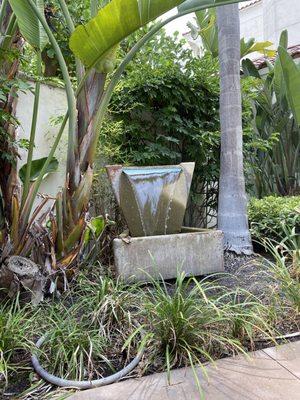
241, 34, 300, 197
248, 196, 300, 242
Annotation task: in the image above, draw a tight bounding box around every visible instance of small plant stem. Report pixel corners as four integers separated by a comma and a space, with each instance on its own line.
21, 51, 42, 209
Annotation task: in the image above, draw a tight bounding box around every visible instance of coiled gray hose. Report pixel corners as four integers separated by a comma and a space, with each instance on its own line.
31, 334, 144, 389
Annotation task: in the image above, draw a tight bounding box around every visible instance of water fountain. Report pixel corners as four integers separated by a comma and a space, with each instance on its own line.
106, 163, 224, 282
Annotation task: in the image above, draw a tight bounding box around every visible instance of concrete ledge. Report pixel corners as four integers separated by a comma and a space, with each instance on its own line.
113, 228, 224, 282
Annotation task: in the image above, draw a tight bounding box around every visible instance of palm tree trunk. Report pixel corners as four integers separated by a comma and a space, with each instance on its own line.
216, 4, 253, 254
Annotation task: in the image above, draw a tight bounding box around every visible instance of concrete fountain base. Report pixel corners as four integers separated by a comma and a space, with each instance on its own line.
113, 228, 224, 282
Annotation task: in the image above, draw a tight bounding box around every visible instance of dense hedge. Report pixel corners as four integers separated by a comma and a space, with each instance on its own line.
248, 196, 300, 242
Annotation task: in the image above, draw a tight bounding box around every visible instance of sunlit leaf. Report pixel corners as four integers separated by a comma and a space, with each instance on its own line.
69, 0, 185, 71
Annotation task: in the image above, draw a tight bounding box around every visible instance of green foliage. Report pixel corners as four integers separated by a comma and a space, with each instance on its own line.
0, 75, 32, 166
69, 0, 185, 71
248, 196, 300, 242
39, 303, 108, 381
187, 8, 219, 58
19, 156, 58, 183
83, 215, 105, 243
278, 45, 300, 126
33, 272, 141, 382
142, 271, 273, 390
22, 0, 91, 77
242, 32, 300, 197
263, 238, 300, 312
240, 38, 275, 59
0, 268, 282, 394
0, 299, 34, 382
9, 0, 48, 51
99, 30, 220, 227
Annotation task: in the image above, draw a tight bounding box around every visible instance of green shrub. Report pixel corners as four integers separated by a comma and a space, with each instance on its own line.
248, 196, 300, 242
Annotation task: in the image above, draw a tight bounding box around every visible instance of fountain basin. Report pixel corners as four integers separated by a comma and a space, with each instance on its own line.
113, 228, 224, 282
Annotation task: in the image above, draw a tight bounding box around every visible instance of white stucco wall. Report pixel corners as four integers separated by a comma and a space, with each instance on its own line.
240, 1, 264, 43
164, 9, 192, 37
263, 0, 300, 47
16, 81, 68, 199
241, 0, 300, 48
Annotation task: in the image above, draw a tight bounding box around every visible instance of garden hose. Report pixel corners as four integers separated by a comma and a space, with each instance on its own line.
31, 333, 144, 389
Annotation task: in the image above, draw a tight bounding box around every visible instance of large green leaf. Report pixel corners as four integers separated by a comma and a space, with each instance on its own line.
69, 0, 185, 71
194, 9, 219, 57
19, 157, 58, 183
273, 31, 288, 104
9, 0, 48, 50
278, 46, 300, 126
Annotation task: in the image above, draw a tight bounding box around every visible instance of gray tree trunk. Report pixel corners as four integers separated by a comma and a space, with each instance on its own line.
216, 4, 253, 255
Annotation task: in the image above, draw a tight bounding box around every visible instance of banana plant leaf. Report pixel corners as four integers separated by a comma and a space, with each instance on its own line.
278, 46, 300, 126
193, 9, 219, 58
19, 157, 58, 183
69, 0, 186, 71
8, 0, 48, 50
273, 30, 288, 105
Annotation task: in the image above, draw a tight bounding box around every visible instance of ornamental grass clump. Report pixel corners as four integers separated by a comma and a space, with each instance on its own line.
73, 272, 140, 337
262, 238, 300, 313
219, 288, 275, 346
37, 303, 108, 381
141, 272, 274, 391
0, 298, 34, 383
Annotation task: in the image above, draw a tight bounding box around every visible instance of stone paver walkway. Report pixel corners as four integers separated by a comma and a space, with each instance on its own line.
70, 341, 300, 400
